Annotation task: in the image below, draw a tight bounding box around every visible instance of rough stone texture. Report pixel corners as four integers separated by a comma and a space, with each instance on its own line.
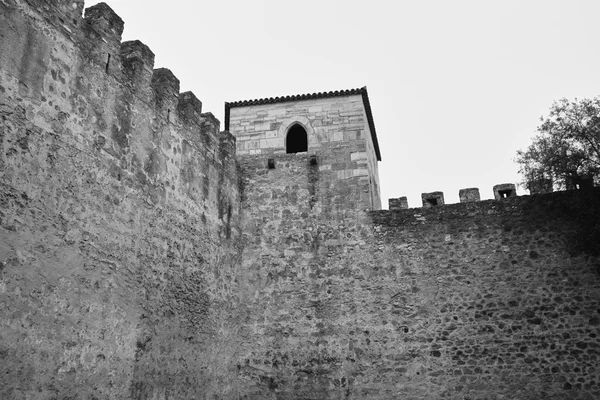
422, 191, 445, 207
528, 178, 554, 195
459, 187, 481, 203
1, 1, 243, 398
236, 152, 373, 399
237, 174, 600, 398
365, 189, 600, 399
2, 1, 600, 399
389, 196, 409, 210
493, 183, 517, 200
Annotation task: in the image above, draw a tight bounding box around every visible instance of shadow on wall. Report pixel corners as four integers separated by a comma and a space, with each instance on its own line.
391, 182, 599, 261
519, 188, 600, 259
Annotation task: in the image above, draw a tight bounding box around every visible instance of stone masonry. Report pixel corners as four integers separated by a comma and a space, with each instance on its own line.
226, 90, 382, 212
1, 1, 241, 398
1, 1, 599, 399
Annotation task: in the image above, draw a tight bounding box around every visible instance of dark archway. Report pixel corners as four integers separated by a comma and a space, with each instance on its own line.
286, 124, 308, 154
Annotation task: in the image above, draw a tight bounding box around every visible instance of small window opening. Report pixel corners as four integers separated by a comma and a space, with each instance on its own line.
309, 155, 317, 166
105, 54, 111, 73
267, 159, 275, 169
426, 198, 438, 206
286, 124, 308, 154
499, 189, 513, 198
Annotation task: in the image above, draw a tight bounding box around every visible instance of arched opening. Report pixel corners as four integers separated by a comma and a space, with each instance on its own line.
286, 124, 308, 154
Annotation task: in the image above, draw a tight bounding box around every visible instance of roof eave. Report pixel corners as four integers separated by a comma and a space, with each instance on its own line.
224, 87, 382, 161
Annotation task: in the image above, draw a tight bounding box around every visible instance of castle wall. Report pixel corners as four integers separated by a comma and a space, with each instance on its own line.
2, 2, 600, 400
236, 152, 370, 398
0, 1, 243, 398
237, 184, 600, 399
230, 95, 381, 211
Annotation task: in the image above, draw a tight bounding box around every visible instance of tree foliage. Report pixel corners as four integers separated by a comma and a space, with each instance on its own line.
516, 97, 600, 191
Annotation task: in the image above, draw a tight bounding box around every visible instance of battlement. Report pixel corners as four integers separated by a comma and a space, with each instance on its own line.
388, 181, 595, 210
528, 178, 553, 194
493, 182, 517, 199
121, 40, 155, 89
379, 186, 600, 234
83, 2, 124, 40
6, 1, 218, 139
178, 91, 203, 124
151, 67, 180, 120
82, 2, 123, 73
2, 2, 600, 399
0, 0, 239, 225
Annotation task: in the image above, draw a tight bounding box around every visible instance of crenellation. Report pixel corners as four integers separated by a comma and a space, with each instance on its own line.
459, 187, 481, 203
0, 1, 244, 397
120, 40, 155, 89
2, 1, 600, 399
527, 178, 553, 195
83, 2, 124, 38
567, 174, 595, 190
389, 196, 409, 210
177, 91, 203, 125
200, 112, 221, 151
493, 182, 517, 199
422, 191, 445, 207
82, 3, 123, 73
151, 67, 180, 122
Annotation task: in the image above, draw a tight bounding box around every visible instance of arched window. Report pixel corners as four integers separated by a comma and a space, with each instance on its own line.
286, 124, 308, 154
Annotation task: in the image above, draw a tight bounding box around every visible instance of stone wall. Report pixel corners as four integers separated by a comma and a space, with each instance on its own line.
2, 1, 600, 400
236, 151, 372, 398
0, 1, 243, 398
365, 189, 600, 399
237, 182, 600, 399
229, 94, 381, 211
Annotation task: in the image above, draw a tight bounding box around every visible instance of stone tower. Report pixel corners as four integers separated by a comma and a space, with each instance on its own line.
224, 88, 382, 397
225, 88, 382, 213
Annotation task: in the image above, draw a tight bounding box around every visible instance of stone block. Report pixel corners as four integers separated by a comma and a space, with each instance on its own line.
84, 2, 124, 40
121, 40, 155, 88
493, 183, 517, 200
82, 3, 124, 73
260, 138, 282, 149
151, 68, 180, 119
177, 91, 203, 125
252, 121, 271, 131
351, 152, 367, 161
389, 196, 408, 210
527, 178, 553, 195
422, 191, 444, 207
459, 187, 480, 203
353, 168, 368, 177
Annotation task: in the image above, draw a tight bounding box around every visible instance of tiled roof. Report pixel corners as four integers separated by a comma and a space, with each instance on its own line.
224, 87, 381, 161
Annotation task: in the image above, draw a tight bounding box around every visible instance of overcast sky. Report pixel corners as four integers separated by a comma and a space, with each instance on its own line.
86, 0, 600, 208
